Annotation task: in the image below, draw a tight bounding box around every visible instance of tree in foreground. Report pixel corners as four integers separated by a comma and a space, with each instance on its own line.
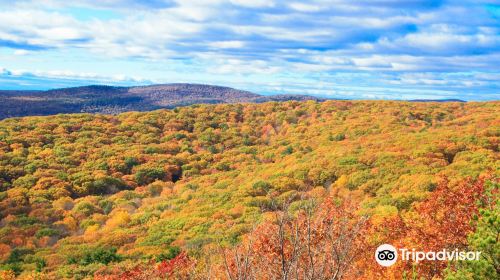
445, 179, 499, 280
216, 197, 370, 280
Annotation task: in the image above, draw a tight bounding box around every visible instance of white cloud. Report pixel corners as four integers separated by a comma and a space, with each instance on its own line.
0, 0, 498, 100
208, 40, 245, 48
400, 32, 498, 51
0, 66, 148, 82
13, 50, 32, 55
289, 2, 321, 12
205, 57, 282, 75
230, 0, 275, 8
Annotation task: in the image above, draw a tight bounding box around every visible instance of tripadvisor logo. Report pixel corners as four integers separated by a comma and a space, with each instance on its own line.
375, 244, 481, 267
375, 244, 398, 267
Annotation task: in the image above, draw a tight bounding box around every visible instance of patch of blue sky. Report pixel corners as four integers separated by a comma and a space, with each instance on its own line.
0, 39, 49, 51
59, 7, 122, 21
0, 71, 149, 91
486, 4, 500, 18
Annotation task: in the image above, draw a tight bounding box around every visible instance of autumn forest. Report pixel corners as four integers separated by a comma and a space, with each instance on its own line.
0, 100, 498, 279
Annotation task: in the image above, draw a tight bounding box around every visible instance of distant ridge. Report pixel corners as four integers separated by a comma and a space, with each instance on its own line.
0, 83, 324, 119
409, 98, 466, 102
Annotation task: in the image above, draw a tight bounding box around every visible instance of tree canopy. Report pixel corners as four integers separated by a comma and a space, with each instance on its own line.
0, 100, 497, 279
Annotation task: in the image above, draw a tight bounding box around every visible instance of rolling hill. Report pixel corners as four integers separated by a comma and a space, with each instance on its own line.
0, 84, 324, 119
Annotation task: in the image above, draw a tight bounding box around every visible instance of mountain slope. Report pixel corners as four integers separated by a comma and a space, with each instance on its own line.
0, 84, 324, 119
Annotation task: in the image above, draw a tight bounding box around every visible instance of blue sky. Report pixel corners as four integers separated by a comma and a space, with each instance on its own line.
0, 0, 499, 100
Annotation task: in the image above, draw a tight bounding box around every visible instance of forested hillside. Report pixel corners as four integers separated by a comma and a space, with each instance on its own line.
0, 101, 497, 279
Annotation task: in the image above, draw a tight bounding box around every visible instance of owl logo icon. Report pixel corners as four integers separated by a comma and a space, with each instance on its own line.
375, 244, 398, 267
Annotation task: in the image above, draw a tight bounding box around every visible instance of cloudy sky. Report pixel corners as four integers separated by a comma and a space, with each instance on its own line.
0, 0, 499, 100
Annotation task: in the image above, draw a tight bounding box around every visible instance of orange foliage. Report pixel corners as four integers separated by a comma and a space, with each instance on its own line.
216, 198, 370, 280
361, 176, 488, 279
94, 252, 195, 280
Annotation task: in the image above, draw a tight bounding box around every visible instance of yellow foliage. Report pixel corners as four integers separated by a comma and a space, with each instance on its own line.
334, 174, 349, 188
371, 205, 399, 225
105, 210, 131, 229
84, 224, 101, 242
52, 197, 74, 211
55, 216, 78, 232
0, 270, 15, 280
229, 205, 244, 218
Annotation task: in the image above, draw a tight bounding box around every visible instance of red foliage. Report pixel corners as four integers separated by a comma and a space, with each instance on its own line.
156, 252, 194, 278
217, 198, 371, 280
94, 252, 195, 280
362, 176, 488, 279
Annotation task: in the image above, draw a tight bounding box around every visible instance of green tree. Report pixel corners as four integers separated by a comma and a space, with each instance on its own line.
445, 180, 499, 280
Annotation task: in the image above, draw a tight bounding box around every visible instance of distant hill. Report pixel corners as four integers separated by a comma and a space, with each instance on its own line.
0, 84, 324, 119
409, 98, 466, 102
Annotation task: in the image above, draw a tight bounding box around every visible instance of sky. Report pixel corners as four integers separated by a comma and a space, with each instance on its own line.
0, 0, 499, 100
